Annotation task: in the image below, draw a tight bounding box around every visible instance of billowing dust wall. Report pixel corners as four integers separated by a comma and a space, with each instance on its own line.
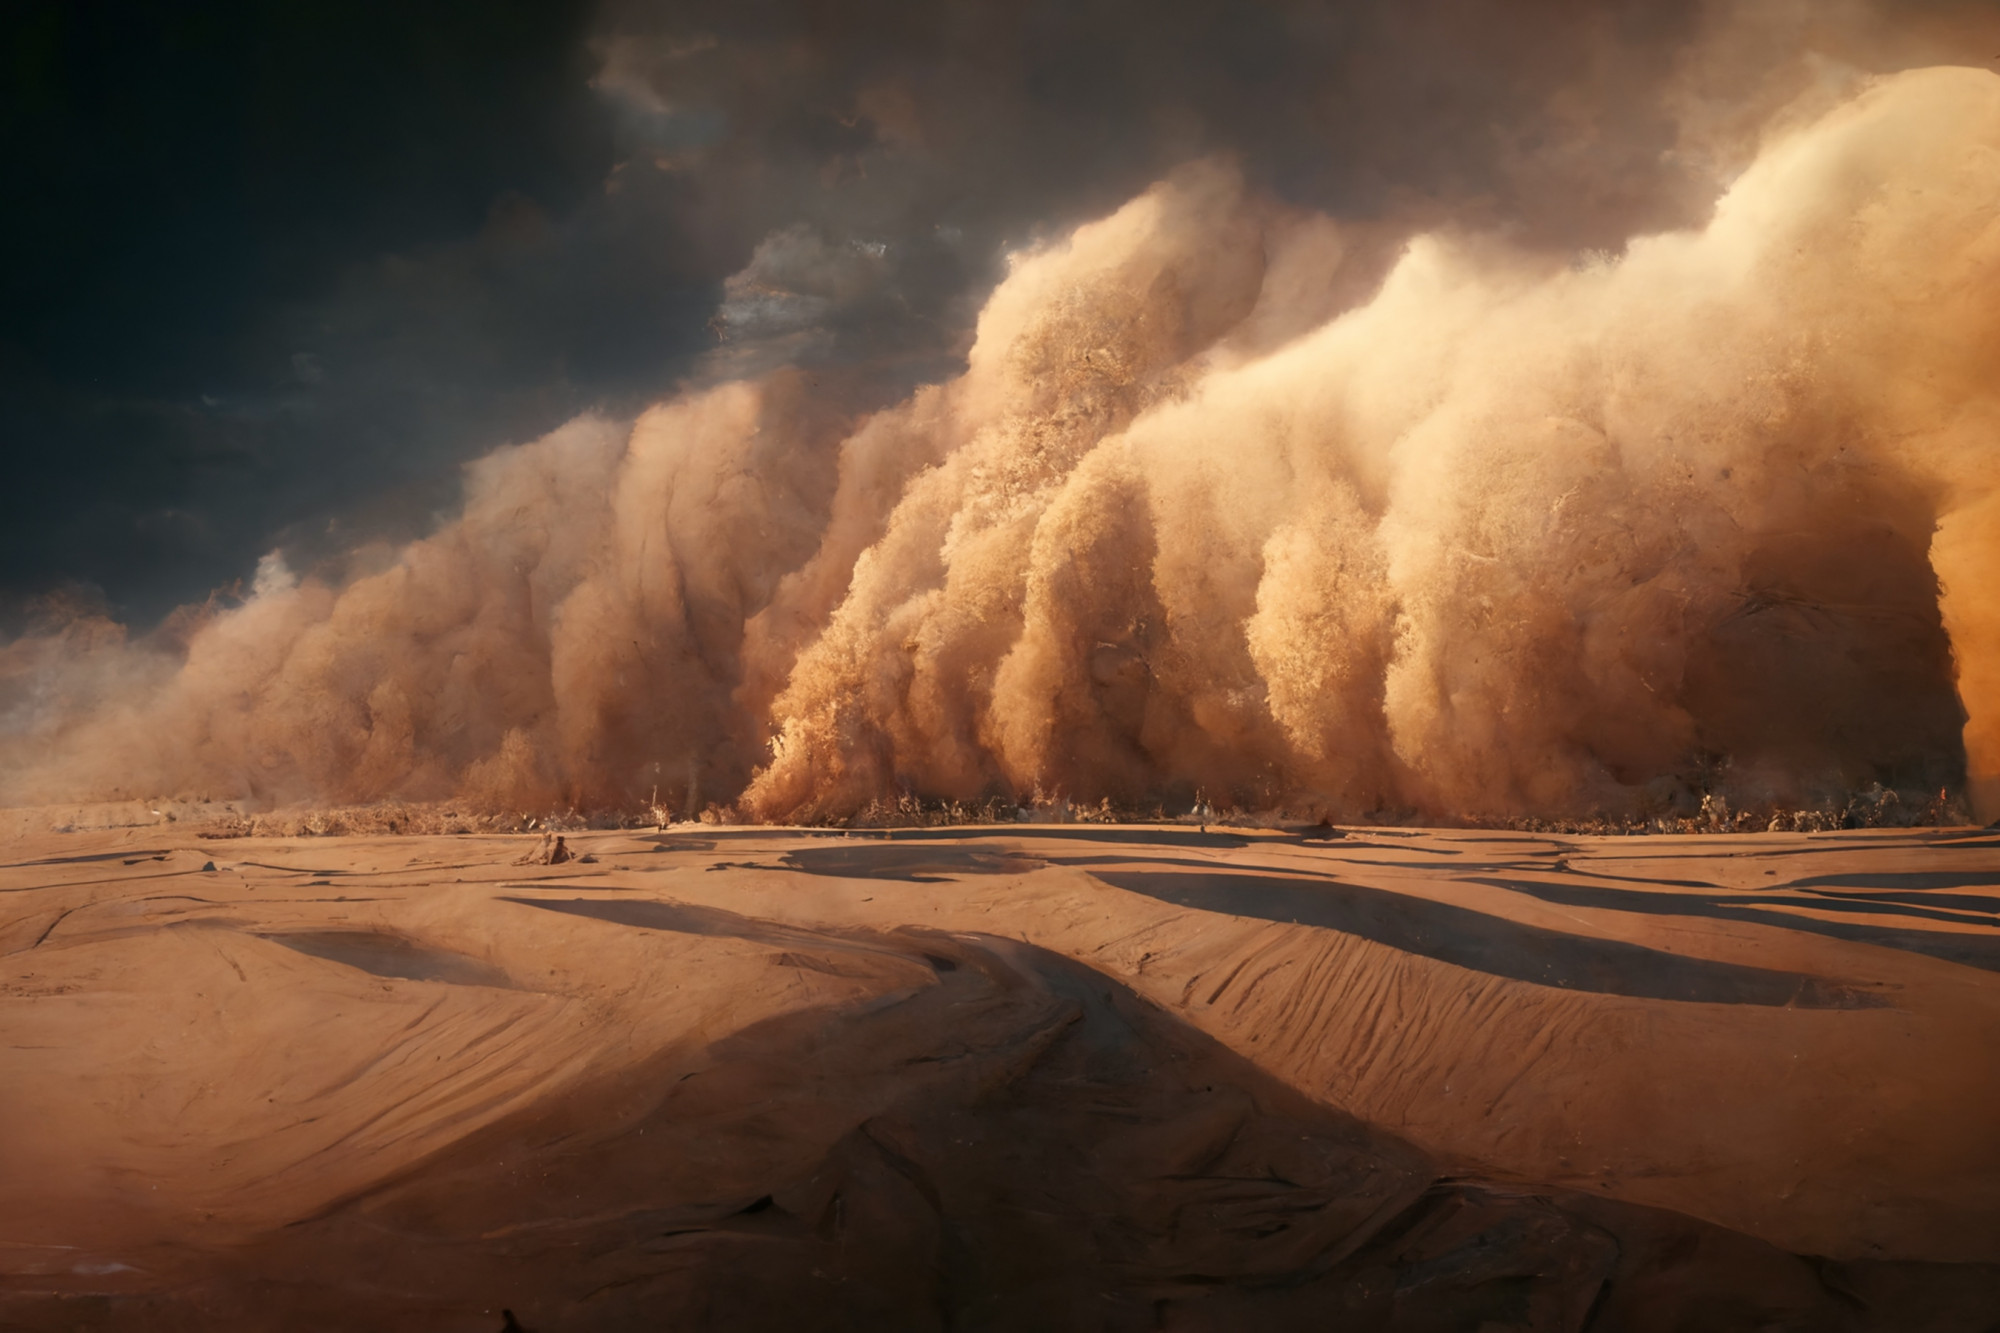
6, 68, 2000, 821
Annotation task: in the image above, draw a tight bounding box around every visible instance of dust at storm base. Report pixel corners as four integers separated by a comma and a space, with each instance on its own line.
3, 779, 1980, 846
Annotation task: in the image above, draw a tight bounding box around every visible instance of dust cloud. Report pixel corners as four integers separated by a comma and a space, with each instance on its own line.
6, 67, 1999, 823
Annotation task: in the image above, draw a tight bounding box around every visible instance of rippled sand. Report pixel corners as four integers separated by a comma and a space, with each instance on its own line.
3, 820, 1997, 1329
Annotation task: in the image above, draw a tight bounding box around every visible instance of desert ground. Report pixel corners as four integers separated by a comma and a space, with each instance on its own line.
3, 815, 1998, 1330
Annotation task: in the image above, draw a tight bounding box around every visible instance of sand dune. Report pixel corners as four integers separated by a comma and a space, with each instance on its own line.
3, 823, 1997, 1329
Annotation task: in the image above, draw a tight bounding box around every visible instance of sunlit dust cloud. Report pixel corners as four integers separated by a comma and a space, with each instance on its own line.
7, 68, 2000, 823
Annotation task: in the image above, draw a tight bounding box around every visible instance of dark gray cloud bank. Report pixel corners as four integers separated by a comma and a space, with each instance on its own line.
4, 0, 1997, 626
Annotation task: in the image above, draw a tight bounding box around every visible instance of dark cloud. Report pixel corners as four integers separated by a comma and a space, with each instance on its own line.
7, 0, 2000, 624
0, 0, 630, 620
588, 0, 2000, 379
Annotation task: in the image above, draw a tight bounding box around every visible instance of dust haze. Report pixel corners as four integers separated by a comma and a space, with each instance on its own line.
7, 54, 2000, 823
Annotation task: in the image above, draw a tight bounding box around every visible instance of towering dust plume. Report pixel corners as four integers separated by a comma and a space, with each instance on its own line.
6, 68, 2000, 822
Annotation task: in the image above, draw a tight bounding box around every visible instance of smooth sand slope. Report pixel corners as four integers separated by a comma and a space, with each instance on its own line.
3, 820, 1998, 1330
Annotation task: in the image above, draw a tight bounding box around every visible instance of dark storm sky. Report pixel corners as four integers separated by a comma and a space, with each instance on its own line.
1, 0, 665, 623
4, 0, 1991, 627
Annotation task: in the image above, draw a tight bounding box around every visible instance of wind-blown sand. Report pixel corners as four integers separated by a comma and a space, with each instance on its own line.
3, 821, 1997, 1329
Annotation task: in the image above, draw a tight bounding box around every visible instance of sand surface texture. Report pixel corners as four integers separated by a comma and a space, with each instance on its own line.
3, 822, 1997, 1330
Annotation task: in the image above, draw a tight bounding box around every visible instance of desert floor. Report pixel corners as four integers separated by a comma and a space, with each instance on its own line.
2, 817, 1998, 1330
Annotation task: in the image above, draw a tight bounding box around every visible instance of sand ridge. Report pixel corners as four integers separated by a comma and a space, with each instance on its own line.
2, 823, 1997, 1328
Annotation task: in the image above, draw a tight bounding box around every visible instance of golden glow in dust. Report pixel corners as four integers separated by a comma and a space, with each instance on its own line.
7, 68, 2000, 821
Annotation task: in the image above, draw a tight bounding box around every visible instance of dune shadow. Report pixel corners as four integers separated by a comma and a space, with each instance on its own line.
501, 895, 846, 949
499, 896, 951, 980
258, 930, 514, 988
1784, 869, 2000, 893
636, 829, 854, 847
778, 845, 1045, 881
1788, 890, 2000, 925
1088, 870, 1881, 1008
0, 847, 174, 870
880, 825, 1252, 849
1469, 877, 2000, 973
120, 925, 1995, 1333
1932, 832, 2000, 849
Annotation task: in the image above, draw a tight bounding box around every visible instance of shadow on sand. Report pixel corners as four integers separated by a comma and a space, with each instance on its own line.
71, 919, 1993, 1332
257, 930, 515, 988
1468, 877, 2000, 974
1087, 869, 1884, 1008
